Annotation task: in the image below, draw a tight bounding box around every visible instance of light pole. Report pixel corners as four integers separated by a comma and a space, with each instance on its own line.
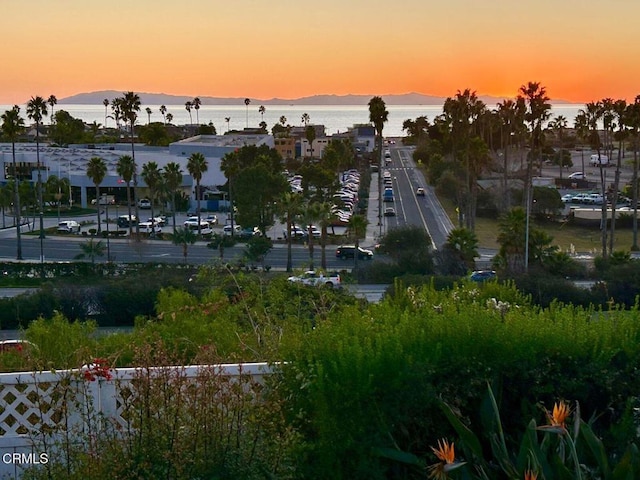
103, 194, 111, 262
524, 180, 531, 272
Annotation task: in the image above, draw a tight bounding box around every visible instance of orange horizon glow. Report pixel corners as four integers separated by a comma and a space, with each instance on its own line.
1, 1, 639, 106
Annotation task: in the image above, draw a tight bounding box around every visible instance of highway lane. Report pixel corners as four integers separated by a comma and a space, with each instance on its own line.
382, 146, 454, 248
0, 235, 367, 270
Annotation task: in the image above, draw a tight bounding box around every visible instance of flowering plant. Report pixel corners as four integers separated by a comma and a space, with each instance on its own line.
83, 358, 113, 381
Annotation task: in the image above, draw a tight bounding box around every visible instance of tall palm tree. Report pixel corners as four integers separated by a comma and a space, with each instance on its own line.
368, 96, 389, 236
187, 152, 208, 235
172, 227, 197, 263
118, 92, 142, 236
145, 107, 152, 124
609, 99, 628, 254
279, 115, 287, 127
47, 95, 57, 123
496, 98, 525, 211
305, 125, 316, 159
244, 98, 251, 128
163, 162, 183, 233
141, 161, 162, 235
548, 114, 568, 180
185, 101, 193, 125
116, 155, 136, 236
225, 116, 231, 133
316, 201, 336, 270
626, 97, 640, 250
159, 104, 167, 125
166, 113, 174, 125
347, 214, 368, 270
192, 97, 201, 125
278, 192, 302, 272
258, 105, 266, 124
87, 157, 107, 233
300, 201, 322, 270
1, 106, 25, 260
103, 98, 109, 128
301, 112, 310, 126
26, 96, 48, 253
110, 97, 123, 130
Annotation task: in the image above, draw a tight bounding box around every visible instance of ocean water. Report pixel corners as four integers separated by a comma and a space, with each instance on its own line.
1, 103, 585, 138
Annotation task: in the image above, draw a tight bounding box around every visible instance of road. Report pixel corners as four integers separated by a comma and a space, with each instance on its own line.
382, 146, 454, 247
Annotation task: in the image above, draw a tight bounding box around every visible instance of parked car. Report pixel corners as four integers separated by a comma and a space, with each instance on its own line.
568, 172, 586, 180
239, 227, 261, 239
138, 221, 162, 235
282, 226, 307, 239
287, 270, 341, 288
223, 224, 242, 236
57, 220, 80, 233
117, 215, 137, 228
138, 198, 151, 209
205, 214, 218, 226
335, 245, 374, 260
469, 270, 497, 282
185, 222, 213, 236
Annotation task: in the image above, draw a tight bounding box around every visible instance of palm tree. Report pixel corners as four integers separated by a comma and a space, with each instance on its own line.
193, 97, 201, 125
145, 107, 152, 124
75, 239, 106, 265
141, 161, 162, 235
163, 162, 183, 233
301, 112, 310, 126
187, 152, 208, 235
279, 115, 287, 127
300, 201, 321, 269
47, 95, 57, 123
278, 192, 302, 272
26, 96, 48, 251
225, 117, 231, 133
258, 105, 266, 124
305, 125, 316, 159
244, 98, 251, 128
166, 113, 174, 125
116, 155, 136, 236
316, 201, 336, 270
103, 98, 109, 128
548, 115, 568, 180
110, 97, 122, 130
626, 97, 640, 250
497, 207, 527, 275
87, 157, 108, 233
368, 96, 389, 236
1, 106, 25, 260
608, 99, 628, 254
444, 227, 479, 272
347, 214, 368, 270
496, 98, 525, 211
172, 227, 197, 263
185, 101, 193, 125
118, 92, 142, 236
159, 104, 167, 125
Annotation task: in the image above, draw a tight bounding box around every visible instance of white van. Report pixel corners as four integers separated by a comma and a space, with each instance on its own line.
589, 154, 609, 166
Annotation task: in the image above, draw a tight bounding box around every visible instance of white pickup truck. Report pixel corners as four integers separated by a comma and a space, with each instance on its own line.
287, 271, 341, 288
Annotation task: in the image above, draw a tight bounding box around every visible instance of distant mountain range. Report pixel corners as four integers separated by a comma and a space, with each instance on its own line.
59, 90, 578, 106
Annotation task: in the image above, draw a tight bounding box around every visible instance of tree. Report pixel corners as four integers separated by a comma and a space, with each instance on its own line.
300, 201, 322, 269
187, 152, 208, 235
608, 99, 628, 255
141, 161, 162, 236
225, 117, 231, 133
316, 201, 336, 270
368, 96, 389, 236
192, 97, 201, 125
118, 92, 142, 237
548, 115, 568, 180
244, 236, 273, 269
49, 110, 85, 146
347, 214, 368, 269
172, 227, 197, 263
278, 192, 303, 272
444, 227, 479, 272
116, 155, 136, 236
103, 98, 109, 128
87, 157, 107, 232
377, 224, 433, 274
159, 104, 167, 125
301, 112, 310, 127
1, 106, 25, 259
185, 101, 193, 125
47, 95, 57, 123
304, 125, 316, 159
166, 113, 174, 125
75, 239, 106, 265
626, 96, 640, 250
258, 105, 266, 124
163, 162, 183, 233
495, 98, 526, 211
27, 96, 48, 252
145, 107, 152, 124
45, 174, 69, 222
244, 98, 251, 128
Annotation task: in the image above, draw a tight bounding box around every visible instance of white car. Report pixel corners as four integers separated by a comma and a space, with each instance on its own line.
561, 194, 574, 203
184, 216, 204, 228
138, 221, 162, 235
223, 224, 242, 236
287, 271, 341, 288
57, 220, 80, 233
138, 199, 151, 209
568, 172, 586, 180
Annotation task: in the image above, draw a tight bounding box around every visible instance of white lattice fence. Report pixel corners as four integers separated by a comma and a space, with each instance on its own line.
0, 362, 272, 479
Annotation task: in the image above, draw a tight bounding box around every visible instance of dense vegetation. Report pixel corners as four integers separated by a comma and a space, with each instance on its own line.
2, 268, 638, 479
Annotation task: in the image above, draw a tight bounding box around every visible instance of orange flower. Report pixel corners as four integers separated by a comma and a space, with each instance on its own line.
538, 399, 572, 434
428, 439, 464, 479
524, 469, 538, 480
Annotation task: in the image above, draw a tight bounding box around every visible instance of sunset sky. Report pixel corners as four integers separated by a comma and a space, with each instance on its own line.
1, 0, 639, 104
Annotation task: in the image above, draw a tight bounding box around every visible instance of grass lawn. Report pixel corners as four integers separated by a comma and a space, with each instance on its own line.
438, 197, 637, 253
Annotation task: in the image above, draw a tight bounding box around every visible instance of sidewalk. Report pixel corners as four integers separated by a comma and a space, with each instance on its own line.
363, 172, 381, 248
